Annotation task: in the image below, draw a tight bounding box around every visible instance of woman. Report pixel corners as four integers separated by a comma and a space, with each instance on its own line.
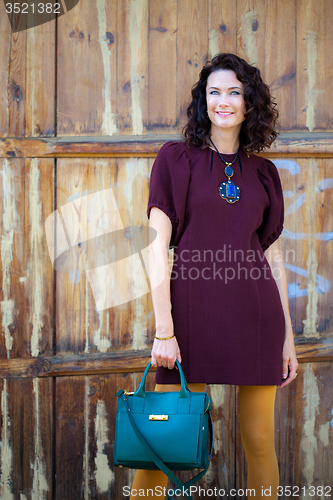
130, 53, 298, 499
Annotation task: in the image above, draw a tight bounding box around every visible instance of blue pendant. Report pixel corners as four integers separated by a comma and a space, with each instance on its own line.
219, 180, 240, 203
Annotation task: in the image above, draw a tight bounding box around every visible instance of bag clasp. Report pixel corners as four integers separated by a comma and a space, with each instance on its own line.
149, 414, 169, 421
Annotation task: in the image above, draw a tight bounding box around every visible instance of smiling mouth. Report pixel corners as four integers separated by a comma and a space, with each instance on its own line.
216, 111, 233, 116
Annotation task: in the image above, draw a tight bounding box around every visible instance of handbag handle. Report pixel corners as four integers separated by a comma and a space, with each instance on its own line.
134, 360, 190, 399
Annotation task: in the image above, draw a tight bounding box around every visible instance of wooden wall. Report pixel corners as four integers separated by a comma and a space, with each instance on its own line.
0, 0, 332, 498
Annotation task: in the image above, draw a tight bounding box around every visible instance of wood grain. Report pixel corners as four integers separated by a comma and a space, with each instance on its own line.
296, 0, 326, 131
208, 0, 237, 58
0, 3, 12, 137
1, 133, 333, 158
117, 0, 148, 135
237, 0, 266, 69
148, 0, 177, 134
265, 0, 296, 131
177, 0, 208, 128
57, 0, 118, 135
26, 14, 55, 136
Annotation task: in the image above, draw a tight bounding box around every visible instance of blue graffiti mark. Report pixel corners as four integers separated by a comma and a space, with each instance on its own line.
273, 159, 301, 175
69, 269, 80, 284
285, 193, 306, 216
282, 228, 333, 241
331, 419, 333, 427
283, 190, 294, 199
331, 408, 333, 415
284, 263, 330, 298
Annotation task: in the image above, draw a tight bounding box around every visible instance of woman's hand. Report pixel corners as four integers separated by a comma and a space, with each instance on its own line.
278, 334, 298, 388
151, 332, 182, 370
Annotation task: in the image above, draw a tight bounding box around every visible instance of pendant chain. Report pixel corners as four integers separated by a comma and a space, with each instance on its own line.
209, 138, 239, 168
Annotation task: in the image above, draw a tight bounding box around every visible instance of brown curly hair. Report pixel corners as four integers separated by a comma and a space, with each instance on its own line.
182, 53, 278, 153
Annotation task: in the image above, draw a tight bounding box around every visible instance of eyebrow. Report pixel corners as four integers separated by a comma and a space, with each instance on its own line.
208, 86, 243, 91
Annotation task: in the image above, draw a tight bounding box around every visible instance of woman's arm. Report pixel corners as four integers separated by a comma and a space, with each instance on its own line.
264, 239, 298, 388
148, 207, 181, 370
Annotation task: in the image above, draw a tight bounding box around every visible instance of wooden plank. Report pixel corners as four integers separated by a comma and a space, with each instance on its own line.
57, 0, 118, 135
0, 350, 152, 379
55, 376, 86, 498
26, 14, 56, 136
117, 0, 148, 135
148, 0, 177, 134
208, 0, 237, 58
0, 158, 54, 359
295, 158, 326, 337
0, 337, 332, 379
10, 378, 53, 499
56, 158, 89, 353
323, 158, 333, 338
8, 14, 27, 136
1, 133, 333, 158
0, 2, 12, 136
0, 378, 53, 498
274, 157, 298, 331
265, 0, 296, 131
276, 362, 333, 490
25, 158, 55, 357
327, 0, 333, 130
55, 157, 151, 354
296, 0, 326, 131
177, 0, 208, 127
237, 0, 266, 70
0, 158, 25, 359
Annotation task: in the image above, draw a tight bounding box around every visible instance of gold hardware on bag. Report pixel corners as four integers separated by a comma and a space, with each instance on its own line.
124, 391, 134, 395
149, 414, 169, 421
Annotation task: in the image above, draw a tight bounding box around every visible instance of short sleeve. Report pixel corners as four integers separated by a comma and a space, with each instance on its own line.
147, 142, 191, 248
257, 158, 284, 252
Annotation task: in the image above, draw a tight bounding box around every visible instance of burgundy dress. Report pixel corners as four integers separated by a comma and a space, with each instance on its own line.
147, 141, 285, 386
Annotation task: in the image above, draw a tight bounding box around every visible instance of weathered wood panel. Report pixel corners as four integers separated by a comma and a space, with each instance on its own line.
237, 0, 266, 71
208, 0, 237, 58
296, 0, 327, 132
8, 21, 27, 137
57, 0, 118, 135
26, 18, 55, 136
0, 158, 54, 359
177, 0, 208, 126
0, 377, 53, 499
277, 157, 298, 330
148, 0, 177, 134
0, 6, 12, 137
294, 158, 326, 337
275, 362, 333, 492
117, 0, 148, 135
265, 0, 296, 131
55, 157, 152, 354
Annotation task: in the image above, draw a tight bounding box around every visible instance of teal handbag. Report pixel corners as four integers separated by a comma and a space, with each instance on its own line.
114, 360, 213, 499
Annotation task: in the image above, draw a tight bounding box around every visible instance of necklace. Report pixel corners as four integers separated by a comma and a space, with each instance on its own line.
209, 138, 241, 204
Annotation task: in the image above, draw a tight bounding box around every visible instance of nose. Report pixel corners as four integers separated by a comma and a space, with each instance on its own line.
217, 93, 230, 107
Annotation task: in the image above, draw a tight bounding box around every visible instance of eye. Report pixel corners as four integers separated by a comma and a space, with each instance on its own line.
230, 90, 241, 95
209, 90, 219, 95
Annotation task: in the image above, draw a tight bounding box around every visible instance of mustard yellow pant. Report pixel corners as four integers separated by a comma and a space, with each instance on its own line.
129, 383, 278, 500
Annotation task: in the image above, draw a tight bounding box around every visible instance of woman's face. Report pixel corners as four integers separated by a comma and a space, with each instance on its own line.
206, 69, 246, 136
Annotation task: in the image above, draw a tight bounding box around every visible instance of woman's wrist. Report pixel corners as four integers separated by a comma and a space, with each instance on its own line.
154, 334, 175, 340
